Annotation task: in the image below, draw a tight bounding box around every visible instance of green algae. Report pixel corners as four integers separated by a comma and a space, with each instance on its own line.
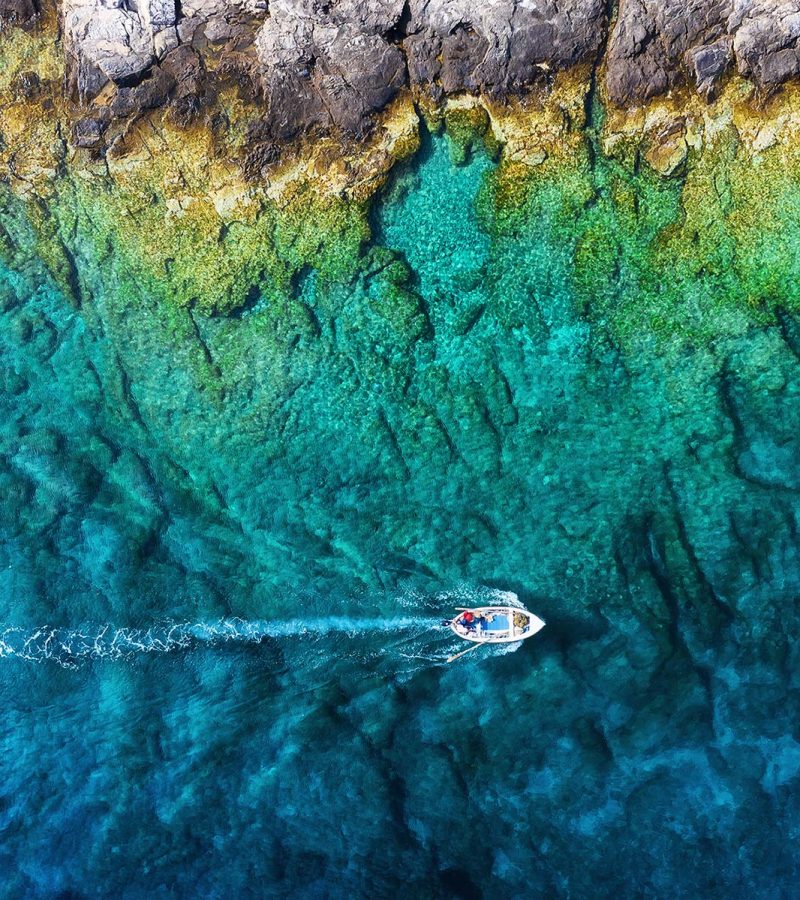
272, 186, 370, 287
51, 173, 369, 316
441, 105, 500, 166
5, 157, 373, 322
477, 118, 800, 354
10, 85, 800, 365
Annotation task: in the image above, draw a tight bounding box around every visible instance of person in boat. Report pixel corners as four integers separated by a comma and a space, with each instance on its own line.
459, 611, 476, 632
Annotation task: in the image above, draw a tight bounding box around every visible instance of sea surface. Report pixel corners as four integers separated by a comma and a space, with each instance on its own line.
3, 131, 800, 897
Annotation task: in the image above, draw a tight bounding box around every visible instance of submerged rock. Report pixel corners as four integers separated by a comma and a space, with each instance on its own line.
644, 121, 689, 175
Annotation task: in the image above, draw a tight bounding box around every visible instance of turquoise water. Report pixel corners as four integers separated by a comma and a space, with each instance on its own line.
3, 133, 800, 896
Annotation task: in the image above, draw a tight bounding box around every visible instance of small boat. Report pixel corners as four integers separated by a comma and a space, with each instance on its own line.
450, 606, 546, 645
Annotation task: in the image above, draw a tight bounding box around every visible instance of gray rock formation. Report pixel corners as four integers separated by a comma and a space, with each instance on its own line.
254, 0, 408, 139
64, 0, 265, 103
607, 0, 800, 105
50, 0, 800, 142
735, 0, 800, 85
254, 0, 606, 137
65, 0, 177, 101
63, 0, 607, 139
402, 0, 606, 96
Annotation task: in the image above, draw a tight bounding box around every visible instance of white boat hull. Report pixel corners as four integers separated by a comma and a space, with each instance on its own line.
450, 606, 545, 644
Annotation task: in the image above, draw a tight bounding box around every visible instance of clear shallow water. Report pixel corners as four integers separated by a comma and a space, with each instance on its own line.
3, 132, 800, 896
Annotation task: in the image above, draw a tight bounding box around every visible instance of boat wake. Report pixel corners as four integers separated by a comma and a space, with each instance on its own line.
0, 590, 531, 671
0, 617, 436, 669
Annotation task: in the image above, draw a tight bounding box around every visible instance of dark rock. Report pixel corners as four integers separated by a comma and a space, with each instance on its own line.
256, 2, 409, 139
67, 58, 109, 105
606, 0, 728, 106
608, 0, 800, 105
403, 0, 606, 97
160, 44, 205, 107
256, 0, 606, 136
315, 27, 406, 134
177, 17, 200, 44
0, 0, 36, 27
405, 31, 441, 86
73, 117, 104, 148
216, 54, 262, 104
261, 69, 330, 141
439, 26, 490, 94
242, 130, 280, 180
110, 67, 175, 118
688, 39, 733, 98
755, 45, 800, 85
10, 70, 41, 100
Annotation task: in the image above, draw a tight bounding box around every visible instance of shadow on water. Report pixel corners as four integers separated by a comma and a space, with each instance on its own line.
439, 867, 483, 900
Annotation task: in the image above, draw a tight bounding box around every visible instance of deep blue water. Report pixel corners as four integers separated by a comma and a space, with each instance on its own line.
2, 134, 800, 897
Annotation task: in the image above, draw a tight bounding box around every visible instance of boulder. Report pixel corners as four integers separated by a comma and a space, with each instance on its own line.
607, 0, 800, 106
0, 0, 37, 27
64, 0, 162, 100
63, 0, 263, 102
255, 1, 408, 139
688, 39, 734, 99
255, 0, 606, 137
73, 116, 105, 148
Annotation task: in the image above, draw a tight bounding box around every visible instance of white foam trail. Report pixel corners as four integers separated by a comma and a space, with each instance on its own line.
0, 616, 436, 668
432, 586, 523, 609
393, 586, 522, 613
492, 640, 524, 656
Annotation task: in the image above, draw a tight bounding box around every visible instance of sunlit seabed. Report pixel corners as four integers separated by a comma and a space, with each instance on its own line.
3, 132, 800, 896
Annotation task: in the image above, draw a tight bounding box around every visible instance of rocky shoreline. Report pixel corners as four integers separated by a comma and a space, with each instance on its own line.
5, 0, 800, 325
5, 0, 800, 161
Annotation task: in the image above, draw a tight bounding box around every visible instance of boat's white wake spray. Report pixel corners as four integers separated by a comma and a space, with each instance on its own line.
0, 617, 436, 668
0, 590, 530, 670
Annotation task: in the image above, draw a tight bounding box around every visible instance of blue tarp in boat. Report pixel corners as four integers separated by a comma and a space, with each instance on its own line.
483, 615, 509, 632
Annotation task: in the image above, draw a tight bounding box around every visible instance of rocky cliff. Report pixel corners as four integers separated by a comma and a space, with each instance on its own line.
7, 0, 800, 163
